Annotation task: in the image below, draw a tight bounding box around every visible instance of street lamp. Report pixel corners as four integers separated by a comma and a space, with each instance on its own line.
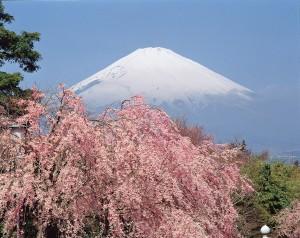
260, 225, 271, 238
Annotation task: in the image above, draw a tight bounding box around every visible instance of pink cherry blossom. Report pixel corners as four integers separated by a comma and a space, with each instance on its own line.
0, 87, 253, 238
277, 201, 300, 237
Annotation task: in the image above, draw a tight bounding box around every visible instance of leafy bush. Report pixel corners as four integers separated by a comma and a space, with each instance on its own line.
240, 154, 300, 226
257, 164, 291, 214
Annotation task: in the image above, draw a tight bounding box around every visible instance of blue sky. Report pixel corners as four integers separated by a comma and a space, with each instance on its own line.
3, 0, 300, 152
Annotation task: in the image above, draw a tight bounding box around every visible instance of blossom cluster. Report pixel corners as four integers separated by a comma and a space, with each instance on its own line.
277, 201, 300, 237
0, 87, 252, 238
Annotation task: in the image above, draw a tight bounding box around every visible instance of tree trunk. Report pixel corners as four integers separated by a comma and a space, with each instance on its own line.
36, 226, 43, 238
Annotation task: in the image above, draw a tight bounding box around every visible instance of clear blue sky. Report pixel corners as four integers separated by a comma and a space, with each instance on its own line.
3, 0, 300, 152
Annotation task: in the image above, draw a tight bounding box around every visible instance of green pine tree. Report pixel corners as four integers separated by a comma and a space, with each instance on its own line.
0, 1, 41, 115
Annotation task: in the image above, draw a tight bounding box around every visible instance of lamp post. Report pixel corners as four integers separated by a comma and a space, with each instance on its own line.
260, 225, 271, 238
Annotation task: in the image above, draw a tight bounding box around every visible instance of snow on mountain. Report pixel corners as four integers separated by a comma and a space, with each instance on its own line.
71, 47, 252, 114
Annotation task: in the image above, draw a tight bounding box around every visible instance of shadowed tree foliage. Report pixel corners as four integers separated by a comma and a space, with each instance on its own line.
0, 1, 41, 115
174, 118, 211, 146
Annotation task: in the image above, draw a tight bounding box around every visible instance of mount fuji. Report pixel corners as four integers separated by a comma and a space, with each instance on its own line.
71, 47, 253, 115
68, 47, 300, 153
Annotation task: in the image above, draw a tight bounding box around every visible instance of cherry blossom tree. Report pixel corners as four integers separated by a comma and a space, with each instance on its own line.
0, 87, 252, 238
277, 201, 300, 238
173, 118, 212, 146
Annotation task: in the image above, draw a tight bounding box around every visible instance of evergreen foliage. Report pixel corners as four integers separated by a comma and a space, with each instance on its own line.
241, 154, 300, 226
0, 1, 40, 114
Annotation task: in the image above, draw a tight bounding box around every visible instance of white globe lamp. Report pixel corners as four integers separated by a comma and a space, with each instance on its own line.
260, 225, 271, 238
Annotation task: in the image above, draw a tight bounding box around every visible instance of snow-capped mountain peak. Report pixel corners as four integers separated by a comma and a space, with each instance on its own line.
71, 47, 252, 113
